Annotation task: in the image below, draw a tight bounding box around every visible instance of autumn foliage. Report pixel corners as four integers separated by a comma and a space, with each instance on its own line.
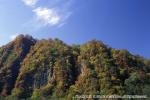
0, 35, 149, 99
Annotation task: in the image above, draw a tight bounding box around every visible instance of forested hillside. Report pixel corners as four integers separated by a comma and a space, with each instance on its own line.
0, 35, 149, 100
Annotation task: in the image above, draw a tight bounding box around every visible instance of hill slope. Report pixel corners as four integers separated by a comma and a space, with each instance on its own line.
0, 35, 149, 99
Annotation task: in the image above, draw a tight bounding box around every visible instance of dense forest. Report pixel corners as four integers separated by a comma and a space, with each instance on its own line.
0, 35, 149, 100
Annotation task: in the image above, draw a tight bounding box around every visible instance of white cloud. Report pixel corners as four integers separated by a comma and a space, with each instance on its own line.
22, 0, 39, 7
10, 34, 19, 40
22, 0, 74, 28
33, 7, 60, 26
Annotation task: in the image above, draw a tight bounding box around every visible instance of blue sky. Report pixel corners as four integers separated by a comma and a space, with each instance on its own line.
0, 0, 150, 58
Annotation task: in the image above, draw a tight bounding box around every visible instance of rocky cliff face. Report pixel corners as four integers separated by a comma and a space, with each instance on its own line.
0, 35, 149, 99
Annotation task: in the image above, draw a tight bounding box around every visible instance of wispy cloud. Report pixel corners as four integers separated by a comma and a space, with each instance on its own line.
33, 7, 60, 26
22, 0, 74, 28
22, 0, 39, 7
